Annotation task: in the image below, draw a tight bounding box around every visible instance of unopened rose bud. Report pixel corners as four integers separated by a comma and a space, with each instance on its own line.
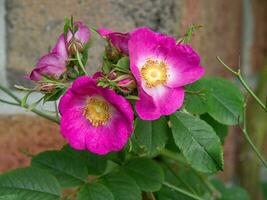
68, 37, 84, 55
105, 45, 120, 62
107, 71, 117, 80
38, 82, 56, 93
115, 74, 137, 94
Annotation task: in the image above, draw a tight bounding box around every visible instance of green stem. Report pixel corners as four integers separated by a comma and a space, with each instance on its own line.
160, 149, 188, 166
0, 99, 20, 106
31, 107, 59, 124
76, 51, 88, 75
217, 57, 267, 168
0, 85, 59, 124
145, 192, 156, 200
54, 101, 60, 121
217, 56, 266, 112
161, 157, 198, 195
163, 182, 205, 200
242, 102, 267, 168
238, 74, 266, 111
195, 173, 221, 198
0, 84, 21, 103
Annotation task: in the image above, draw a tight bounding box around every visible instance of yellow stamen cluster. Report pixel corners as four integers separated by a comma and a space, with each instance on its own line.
140, 59, 168, 88
83, 97, 110, 127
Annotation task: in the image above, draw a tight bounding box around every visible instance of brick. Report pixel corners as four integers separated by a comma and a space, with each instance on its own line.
0, 115, 64, 172
178, 0, 243, 76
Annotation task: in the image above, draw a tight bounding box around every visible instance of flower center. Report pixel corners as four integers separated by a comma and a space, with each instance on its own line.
140, 59, 168, 88
83, 97, 110, 127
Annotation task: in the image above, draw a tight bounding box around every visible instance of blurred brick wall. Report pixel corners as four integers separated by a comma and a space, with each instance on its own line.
0, 0, 265, 181
5, 0, 243, 87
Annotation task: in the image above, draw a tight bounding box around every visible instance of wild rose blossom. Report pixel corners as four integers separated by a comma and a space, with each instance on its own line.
98, 28, 130, 55
129, 27, 205, 120
30, 22, 91, 81
59, 76, 134, 155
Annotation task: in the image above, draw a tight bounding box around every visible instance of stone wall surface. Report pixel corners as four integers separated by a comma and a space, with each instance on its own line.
5, 0, 243, 87
0, 115, 64, 172
6, 0, 180, 87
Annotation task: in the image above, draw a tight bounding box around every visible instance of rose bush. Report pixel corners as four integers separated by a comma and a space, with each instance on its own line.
0, 17, 265, 200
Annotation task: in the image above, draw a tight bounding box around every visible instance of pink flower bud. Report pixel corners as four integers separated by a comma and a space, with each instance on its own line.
115, 74, 136, 94
107, 71, 117, 80
68, 37, 84, 55
38, 82, 56, 93
105, 45, 121, 62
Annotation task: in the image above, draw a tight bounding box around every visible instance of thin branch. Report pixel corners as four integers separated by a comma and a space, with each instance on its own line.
160, 149, 221, 198
0, 85, 59, 124
160, 158, 198, 195
217, 56, 266, 112
217, 56, 239, 75
76, 51, 88, 75
31, 107, 59, 124
241, 102, 267, 168
163, 182, 205, 200
54, 101, 60, 121
0, 85, 21, 103
0, 99, 20, 106
238, 74, 266, 111
145, 192, 156, 200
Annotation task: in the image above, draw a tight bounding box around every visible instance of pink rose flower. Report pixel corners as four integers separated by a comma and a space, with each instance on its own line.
59, 76, 134, 155
129, 27, 205, 120
30, 22, 91, 81
98, 28, 130, 55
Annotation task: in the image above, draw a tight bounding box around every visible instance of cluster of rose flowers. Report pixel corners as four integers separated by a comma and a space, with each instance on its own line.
28, 20, 205, 155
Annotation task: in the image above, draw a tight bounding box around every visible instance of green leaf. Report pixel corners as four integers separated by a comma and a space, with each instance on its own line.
170, 112, 223, 173
122, 158, 164, 192
262, 181, 267, 200
102, 56, 113, 74
201, 114, 228, 144
0, 195, 19, 200
70, 16, 74, 32
125, 95, 139, 100
43, 88, 66, 103
116, 57, 129, 69
156, 186, 199, 200
81, 42, 91, 66
27, 96, 44, 111
64, 17, 70, 36
31, 150, 88, 188
212, 180, 250, 200
160, 161, 209, 197
21, 91, 33, 108
77, 183, 114, 200
179, 24, 202, 44
205, 77, 244, 125
184, 78, 208, 114
62, 145, 107, 175
0, 167, 61, 200
101, 171, 142, 200
132, 117, 169, 157
220, 187, 250, 200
